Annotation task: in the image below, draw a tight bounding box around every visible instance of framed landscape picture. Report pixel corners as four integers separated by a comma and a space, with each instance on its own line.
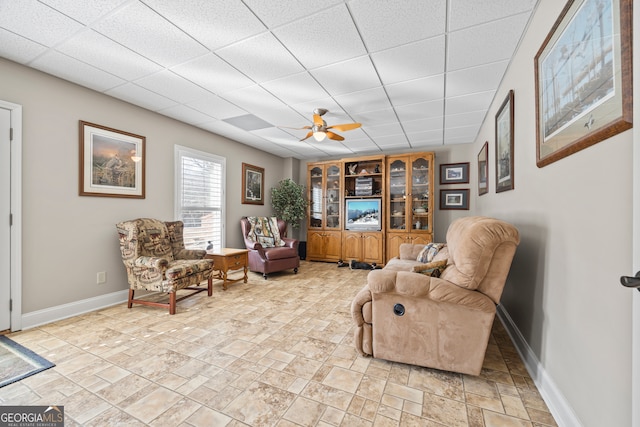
79, 121, 145, 198
495, 90, 514, 193
534, 0, 632, 167
439, 189, 469, 210
439, 162, 469, 185
242, 163, 264, 205
477, 142, 489, 196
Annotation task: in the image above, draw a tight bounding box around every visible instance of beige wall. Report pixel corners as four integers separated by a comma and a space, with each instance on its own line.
470, 0, 632, 425
0, 58, 289, 313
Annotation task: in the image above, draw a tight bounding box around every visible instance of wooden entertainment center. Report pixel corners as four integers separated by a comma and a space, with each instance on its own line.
306, 152, 435, 265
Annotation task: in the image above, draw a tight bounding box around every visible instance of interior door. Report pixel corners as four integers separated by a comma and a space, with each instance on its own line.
0, 107, 11, 331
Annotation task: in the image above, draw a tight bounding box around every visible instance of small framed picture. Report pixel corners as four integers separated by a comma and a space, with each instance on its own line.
79, 121, 145, 198
495, 90, 514, 193
242, 163, 264, 205
439, 162, 469, 185
439, 189, 469, 210
477, 142, 489, 196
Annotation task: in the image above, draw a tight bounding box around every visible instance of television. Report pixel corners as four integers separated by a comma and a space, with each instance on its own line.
345, 198, 382, 231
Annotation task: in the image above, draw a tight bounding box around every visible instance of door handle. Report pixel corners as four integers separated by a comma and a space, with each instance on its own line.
620, 271, 640, 292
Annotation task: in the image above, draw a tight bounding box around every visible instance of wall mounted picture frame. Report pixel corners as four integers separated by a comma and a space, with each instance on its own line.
534, 0, 632, 168
477, 142, 489, 196
79, 121, 145, 198
439, 189, 469, 210
495, 90, 515, 193
439, 162, 469, 184
242, 163, 264, 205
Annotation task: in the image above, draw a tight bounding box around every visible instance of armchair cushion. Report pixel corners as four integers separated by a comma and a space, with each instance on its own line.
263, 246, 298, 260
246, 216, 285, 248
137, 218, 174, 260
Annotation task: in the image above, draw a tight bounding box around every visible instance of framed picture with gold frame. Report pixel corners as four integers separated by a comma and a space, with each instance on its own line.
495, 90, 514, 193
79, 121, 145, 198
242, 163, 264, 205
534, 0, 632, 167
477, 141, 489, 196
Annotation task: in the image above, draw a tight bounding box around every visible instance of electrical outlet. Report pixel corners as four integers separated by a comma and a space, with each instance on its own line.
97, 271, 106, 284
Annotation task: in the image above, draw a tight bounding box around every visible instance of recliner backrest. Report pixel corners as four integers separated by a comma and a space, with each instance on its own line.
440, 216, 519, 304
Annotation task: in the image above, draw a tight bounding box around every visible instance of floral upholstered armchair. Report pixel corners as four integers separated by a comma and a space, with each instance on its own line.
116, 218, 214, 314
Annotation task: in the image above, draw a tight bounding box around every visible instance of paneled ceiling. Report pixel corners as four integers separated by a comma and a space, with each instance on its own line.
0, 0, 537, 160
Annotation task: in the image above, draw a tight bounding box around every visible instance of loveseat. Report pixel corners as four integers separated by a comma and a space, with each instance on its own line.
351, 216, 520, 375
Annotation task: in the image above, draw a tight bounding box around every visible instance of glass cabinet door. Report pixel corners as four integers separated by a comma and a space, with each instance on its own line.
309, 166, 323, 229
410, 156, 430, 232
325, 164, 341, 229
388, 159, 407, 231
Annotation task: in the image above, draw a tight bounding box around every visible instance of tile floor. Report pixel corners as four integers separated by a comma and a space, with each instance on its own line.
0, 261, 557, 426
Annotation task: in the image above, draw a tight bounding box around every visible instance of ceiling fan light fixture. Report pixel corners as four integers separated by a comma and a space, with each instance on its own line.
313, 131, 327, 141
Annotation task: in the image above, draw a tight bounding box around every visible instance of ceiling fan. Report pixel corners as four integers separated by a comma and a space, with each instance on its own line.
290, 108, 362, 142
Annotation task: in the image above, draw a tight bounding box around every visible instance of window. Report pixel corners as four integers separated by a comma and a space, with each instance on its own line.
175, 145, 225, 251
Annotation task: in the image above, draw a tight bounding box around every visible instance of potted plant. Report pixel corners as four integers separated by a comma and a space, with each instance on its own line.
271, 179, 308, 229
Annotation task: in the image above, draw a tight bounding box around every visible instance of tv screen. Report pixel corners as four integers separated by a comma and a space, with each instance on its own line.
345, 198, 381, 231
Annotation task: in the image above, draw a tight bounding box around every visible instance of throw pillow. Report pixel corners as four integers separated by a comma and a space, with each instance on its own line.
416, 243, 446, 263
246, 217, 285, 248
412, 259, 448, 278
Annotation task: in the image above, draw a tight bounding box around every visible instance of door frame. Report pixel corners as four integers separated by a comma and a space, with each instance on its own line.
0, 100, 22, 332
632, 5, 639, 425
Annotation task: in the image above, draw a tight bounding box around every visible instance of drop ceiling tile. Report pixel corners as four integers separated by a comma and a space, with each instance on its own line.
311, 56, 381, 95
348, 0, 446, 52
56, 30, 162, 80
314, 143, 355, 156
0, 30, 47, 64
402, 117, 444, 133
334, 87, 392, 114
0, 0, 84, 47
446, 61, 508, 98
372, 37, 445, 85
386, 74, 445, 107
373, 134, 409, 147
187, 94, 247, 120
106, 83, 178, 111
40, 0, 130, 25
94, 2, 208, 67
444, 110, 486, 129
158, 104, 215, 125
135, 70, 213, 104
30, 51, 125, 92
364, 122, 404, 138
257, 106, 307, 130
445, 91, 495, 115
172, 54, 255, 94
261, 72, 329, 106
448, 0, 536, 31
274, 4, 366, 69
406, 129, 443, 146
216, 32, 303, 83
221, 85, 290, 117
395, 100, 444, 122
243, 0, 343, 27
143, 0, 265, 50
444, 124, 481, 142
291, 99, 344, 119
350, 108, 399, 127
448, 14, 530, 71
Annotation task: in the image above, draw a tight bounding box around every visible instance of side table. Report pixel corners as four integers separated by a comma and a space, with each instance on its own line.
205, 248, 249, 290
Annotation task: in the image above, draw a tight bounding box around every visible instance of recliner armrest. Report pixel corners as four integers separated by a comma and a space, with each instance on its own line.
133, 256, 169, 269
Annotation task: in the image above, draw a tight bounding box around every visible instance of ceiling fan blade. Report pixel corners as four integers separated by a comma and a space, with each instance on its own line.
328, 122, 362, 132
279, 125, 312, 130
313, 114, 324, 126
300, 131, 313, 141
326, 131, 344, 141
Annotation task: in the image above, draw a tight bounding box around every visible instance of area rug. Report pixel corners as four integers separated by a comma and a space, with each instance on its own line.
0, 335, 55, 388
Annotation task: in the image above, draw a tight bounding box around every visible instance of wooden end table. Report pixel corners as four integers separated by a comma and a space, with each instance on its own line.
206, 248, 249, 290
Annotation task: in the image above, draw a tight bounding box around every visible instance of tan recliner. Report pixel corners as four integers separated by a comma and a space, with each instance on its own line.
351, 216, 520, 375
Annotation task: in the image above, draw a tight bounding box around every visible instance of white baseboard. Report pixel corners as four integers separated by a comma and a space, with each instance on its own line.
496, 305, 582, 427
21, 290, 129, 330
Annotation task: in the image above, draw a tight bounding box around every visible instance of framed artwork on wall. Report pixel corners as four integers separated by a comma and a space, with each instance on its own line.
534, 0, 632, 167
495, 90, 515, 193
242, 163, 264, 205
439, 189, 469, 210
79, 121, 145, 198
439, 162, 469, 184
477, 142, 489, 196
